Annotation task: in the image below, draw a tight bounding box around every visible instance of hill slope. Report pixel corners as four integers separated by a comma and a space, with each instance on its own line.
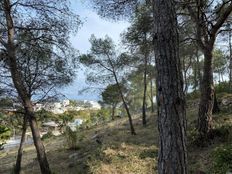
1, 94, 232, 174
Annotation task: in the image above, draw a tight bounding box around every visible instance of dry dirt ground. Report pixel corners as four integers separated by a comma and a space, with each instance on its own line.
1, 100, 232, 174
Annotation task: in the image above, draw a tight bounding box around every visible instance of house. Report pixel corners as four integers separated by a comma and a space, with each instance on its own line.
33, 99, 101, 114
42, 121, 61, 136
43, 102, 66, 114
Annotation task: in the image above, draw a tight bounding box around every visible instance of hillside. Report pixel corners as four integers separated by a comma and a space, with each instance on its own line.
1, 94, 232, 174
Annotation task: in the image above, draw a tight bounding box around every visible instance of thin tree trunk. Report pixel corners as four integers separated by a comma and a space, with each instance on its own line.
142, 53, 148, 126
229, 29, 232, 90
26, 101, 51, 174
150, 78, 155, 113
111, 105, 116, 120
218, 73, 221, 84
193, 50, 198, 91
14, 115, 27, 174
185, 0, 232, 141
3, 1, 51, 173
196, 48, 202, 89
198, 50, 214, 138
113, 72, 136, 135
182, 56, 188, 94
153, 0, 188, 173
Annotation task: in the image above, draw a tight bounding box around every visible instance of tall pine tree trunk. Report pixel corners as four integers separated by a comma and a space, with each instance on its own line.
150, 77, 155, 113
142, 53, 148, 126
153, 0, 187, 173
113, 72, 136, 135
15, 115, 27, 174
193, 50, 198, 91
196, 48, 202, 90
198, 49, 214, 138
229, 30, 232, 91
26, 101, 51, 173
3, 1, 51, 173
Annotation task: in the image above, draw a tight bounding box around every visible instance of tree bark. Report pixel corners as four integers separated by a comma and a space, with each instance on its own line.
229, 29, 232, 91
3, 1, 51, 173
15, 115, 27, 174
113, 72, 136, 135
198, 49, 214, 138
196, 48, 202, 90
111, 105, 116, 120
142, 53, 148, 126
26, 101, 51, 174
193, 50, 198, 91
186, 0, 232, 140
150, 77, 155, 113
153, 0, 188, 173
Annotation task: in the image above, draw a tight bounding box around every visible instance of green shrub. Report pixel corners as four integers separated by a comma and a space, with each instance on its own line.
64, 126, 85, 150
215, 81, 232, 94
95, 109, 110, 122
41, 131, 54, 140
89, 109, 111, 125
212, 125, 231, 141
0, 125, 11, 140
0, 125, 11, 150
210, 144, 232, 174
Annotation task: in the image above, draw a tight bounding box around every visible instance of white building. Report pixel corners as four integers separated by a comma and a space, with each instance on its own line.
62, 100, 70, 107
43, 102, 66, 114
32, 100, 100, 114
89, 101, 101, 110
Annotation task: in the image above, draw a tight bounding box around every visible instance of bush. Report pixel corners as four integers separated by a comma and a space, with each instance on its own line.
41, 131, 54, 140
95, 109, 110, 122
215, 82, 232, 94
0, 125, 11, 141
64, 126, 85, 150
89, 109, 111, 125
211, 125, 231, 142
0, 125, 11, 150
210, 144, 232, 174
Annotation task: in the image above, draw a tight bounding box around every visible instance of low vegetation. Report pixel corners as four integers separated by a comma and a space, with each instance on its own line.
0, 92, 232, 173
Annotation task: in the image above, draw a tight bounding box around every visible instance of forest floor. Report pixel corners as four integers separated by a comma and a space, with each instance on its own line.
1, 94, 232, 174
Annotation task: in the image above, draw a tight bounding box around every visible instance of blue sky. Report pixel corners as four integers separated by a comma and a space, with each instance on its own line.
61, 1, 130, 101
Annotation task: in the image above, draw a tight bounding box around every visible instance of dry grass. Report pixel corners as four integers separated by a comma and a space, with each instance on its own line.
1, 96, 232, 173
0, 114, 158, 174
